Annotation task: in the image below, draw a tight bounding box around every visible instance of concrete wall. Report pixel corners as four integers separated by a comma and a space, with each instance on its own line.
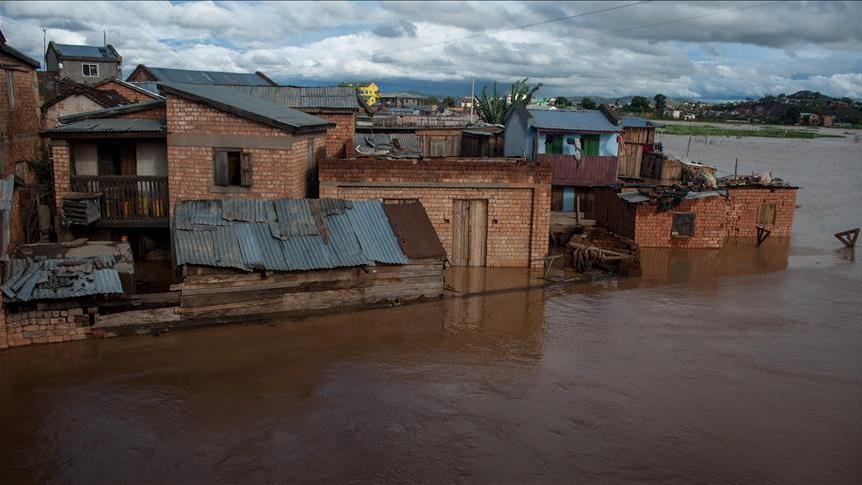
320, 158, 552, 268
43, 94, 104, 129
165, 94, 326, 209
50, 58, 122, 85
69, 140, 167, 177
504, 108, 529, 158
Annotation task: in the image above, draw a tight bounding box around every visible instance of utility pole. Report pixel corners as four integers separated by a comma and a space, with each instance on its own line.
42, 27, 47, 70
470, 79, 474, 124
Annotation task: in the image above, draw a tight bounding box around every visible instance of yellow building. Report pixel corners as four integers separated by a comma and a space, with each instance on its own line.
341, 81, 379, 106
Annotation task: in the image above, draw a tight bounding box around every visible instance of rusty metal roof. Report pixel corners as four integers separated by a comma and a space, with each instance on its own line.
174, 198, 420, 272
1, 255, 124, 302
382, 201, 447, 260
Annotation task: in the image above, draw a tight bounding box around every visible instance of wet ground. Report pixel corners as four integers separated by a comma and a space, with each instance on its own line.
1, 133, 860, 483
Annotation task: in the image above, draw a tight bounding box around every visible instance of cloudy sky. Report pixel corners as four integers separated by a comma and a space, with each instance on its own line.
1, 1, 860, 100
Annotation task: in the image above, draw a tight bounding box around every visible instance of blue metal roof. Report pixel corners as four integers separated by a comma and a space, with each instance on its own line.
52, 43, 120, 61
174, 198, 418, 273
528, 109, 621, 132
159, 83, 334, 133
621, 116, 659, 128
1, 255, 123, 302
142, 67, 271, 86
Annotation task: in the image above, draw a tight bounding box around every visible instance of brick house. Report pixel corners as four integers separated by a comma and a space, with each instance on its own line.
320, 157, 552, 268
504, 105, 622, 217
1, 30, 42, 179
44, 82, 332, 247
593, 185, 798, 248
45, 42, 122, 85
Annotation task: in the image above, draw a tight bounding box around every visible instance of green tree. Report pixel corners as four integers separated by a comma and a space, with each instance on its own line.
425, 96, 439, 106
476, 78, 542, 124
627, 96, 651, 112
579, 97, 596, 110
654, 93, 667, 116
442, 96, 456, 107
555, 96, 571, 108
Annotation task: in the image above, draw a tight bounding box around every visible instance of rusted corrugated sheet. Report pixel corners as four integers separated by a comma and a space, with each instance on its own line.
1, 256, 123, 302
382, 202, 446, 260
542, 154, 619, 186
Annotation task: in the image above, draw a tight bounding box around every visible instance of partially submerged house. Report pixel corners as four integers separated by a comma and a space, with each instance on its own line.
593, 175, 798, 249
172, 198, 445, 319
44, 82, 333, 253
320, 157, 552, 268
45, 42, 122, 85
504, 105, 622, 216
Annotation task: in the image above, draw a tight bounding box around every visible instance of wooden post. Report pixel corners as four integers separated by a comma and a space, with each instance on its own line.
834, 228, 859, 248
734, 158, 739, 176
756, 226, 772, 247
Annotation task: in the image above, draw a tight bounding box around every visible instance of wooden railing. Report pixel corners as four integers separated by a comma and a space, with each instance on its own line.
70, 176, 168, 221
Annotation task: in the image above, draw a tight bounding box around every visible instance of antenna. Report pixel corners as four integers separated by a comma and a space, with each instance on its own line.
42, 27, 47, 71
103, 30, 107, 47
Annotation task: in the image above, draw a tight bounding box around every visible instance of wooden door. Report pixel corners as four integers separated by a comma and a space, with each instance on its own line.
451, 199, 487, 267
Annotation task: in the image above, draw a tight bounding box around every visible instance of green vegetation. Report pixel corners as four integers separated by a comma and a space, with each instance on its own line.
659, 123, 839, 139
476, 78, 542, 124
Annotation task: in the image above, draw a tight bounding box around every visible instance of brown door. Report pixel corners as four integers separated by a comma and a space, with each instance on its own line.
451, 199, 487, 267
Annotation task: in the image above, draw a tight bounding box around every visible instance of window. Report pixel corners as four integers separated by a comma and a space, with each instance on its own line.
671, 212, 695, 237
82, 64, 99, 77
581, 134, 600, 156
213, 149, 252, 187
544, 134, 563, 154
757, 203, 777, 226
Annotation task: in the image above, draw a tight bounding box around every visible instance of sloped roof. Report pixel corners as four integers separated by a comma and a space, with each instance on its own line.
1, 37, 41, 68
94, 78, 164, 100
230, 85, 362, 110
160, 82, 334, 133
50, 43, 121, 61
42, 82, 130, 110
43, 119, 166, 135
173, 198, 443, 272
621, 116, 659, 128
57, 99, 165, 123
527, 108, 621, 132
133, 65, 275, 86
1, 255, 123, 302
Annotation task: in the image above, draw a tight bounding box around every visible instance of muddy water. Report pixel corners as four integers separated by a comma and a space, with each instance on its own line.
1, 133, 861, 483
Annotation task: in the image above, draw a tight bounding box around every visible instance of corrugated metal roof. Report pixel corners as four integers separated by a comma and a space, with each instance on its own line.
43, 119, 166, 134
159, 83, 334, 133
1, 42, 40, 68
346, 201, 410, 265
618, 192, 651, 204
528, 109, 621, 132
130, 82, 160, 96
58, 99, 166, 123
355, 133, 422, 157
621, 116, 658, 128
684, 190, 725, 200
52, 43, 120, 61
382, 202, 447, 260
230, 86, 361, 110
1, 255, 123, 302
144, 67, 271, 86
174, 198, 423, 273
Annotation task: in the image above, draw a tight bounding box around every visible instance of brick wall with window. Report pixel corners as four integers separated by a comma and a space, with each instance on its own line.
165, 95, 324, 211
726, 187, 797, 238
319, 158, 552, 268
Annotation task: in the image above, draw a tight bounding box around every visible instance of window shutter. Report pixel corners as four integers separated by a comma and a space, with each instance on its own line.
213, 150, 228, 186
240, 152, 252, 187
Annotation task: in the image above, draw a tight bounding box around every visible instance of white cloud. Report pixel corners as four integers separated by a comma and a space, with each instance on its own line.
1, 1, 859, 99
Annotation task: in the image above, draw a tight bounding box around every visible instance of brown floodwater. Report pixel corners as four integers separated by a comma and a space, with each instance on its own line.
1, 133, 861, 484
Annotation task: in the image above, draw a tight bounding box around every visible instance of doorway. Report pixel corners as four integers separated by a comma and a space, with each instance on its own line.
451, 199, 488, 267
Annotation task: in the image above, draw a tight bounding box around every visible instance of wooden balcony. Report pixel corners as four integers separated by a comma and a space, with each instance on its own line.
69, 176, 169, 227
537, 154, 619, 186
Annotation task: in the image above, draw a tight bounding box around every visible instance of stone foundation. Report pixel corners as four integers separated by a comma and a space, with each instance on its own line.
2, 307, 89, 348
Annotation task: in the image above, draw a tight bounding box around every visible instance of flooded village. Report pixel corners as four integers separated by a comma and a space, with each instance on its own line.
1, 10, 861, 485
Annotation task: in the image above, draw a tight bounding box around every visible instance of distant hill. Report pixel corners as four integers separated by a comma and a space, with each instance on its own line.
705, 91, 862, 124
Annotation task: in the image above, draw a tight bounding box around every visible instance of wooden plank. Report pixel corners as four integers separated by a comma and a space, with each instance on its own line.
468, 199, 487, 267
451, 200, 467, 266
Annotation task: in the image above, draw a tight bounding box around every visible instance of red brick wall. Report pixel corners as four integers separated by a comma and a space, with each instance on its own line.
2, 307, 89, 348
633, 196, 728, 248
0, 53, 42, 176
51, 141, 72, 238
315, 112, 354, 158
320, 158, 551, 268
726, 187, 797, 238
166, 95, 324, 209
95, 81, 158, 103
